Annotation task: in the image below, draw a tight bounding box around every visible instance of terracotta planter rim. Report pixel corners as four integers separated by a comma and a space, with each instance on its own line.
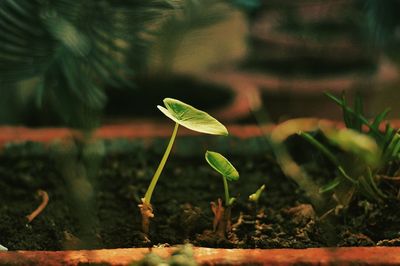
0, 122, 268, 147
1, 246, 400, 266
1, 119, 400, 147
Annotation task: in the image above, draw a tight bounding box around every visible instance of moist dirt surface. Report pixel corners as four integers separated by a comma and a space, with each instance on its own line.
0, 138, 400, 251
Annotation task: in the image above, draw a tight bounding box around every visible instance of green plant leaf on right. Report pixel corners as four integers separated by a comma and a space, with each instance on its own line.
299, 92, 399, 205
205, 151, 239, 181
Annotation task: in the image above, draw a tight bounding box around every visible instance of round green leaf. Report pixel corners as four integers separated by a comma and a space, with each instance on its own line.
205, 151, 239, 181
158, 98, 228, 136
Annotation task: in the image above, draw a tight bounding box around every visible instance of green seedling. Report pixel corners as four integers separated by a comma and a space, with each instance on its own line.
205, 151, 239, 237
249, 184, 266, 220
302, 92, 400, 207
139, 98, 228, 235
271, 93, 400, 215
249, 184, 266, 203
272, 92, 400, 218
298, 127, 382, 214
0, 244, 7, 251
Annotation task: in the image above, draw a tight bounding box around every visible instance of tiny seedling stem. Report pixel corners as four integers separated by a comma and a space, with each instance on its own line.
144, 122, 179, 205
222, 176, 230, 206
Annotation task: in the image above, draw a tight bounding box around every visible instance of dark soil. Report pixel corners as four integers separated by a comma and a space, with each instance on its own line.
0, 137, 400, 251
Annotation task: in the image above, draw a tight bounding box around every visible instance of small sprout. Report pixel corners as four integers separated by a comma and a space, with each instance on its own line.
0, 244, 7, 251
249, 184, 266, 220
228, 197, 236, 206
26, 190, 49, 223
205, 151, 239, 206
205, 151, 239, 237
249, 184, 266, 203
140, 98, 228, 235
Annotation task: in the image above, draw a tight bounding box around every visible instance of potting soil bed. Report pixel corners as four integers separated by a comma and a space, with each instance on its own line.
1, 137, 400, 251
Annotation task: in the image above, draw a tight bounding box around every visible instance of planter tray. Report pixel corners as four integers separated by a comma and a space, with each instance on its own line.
1, 122, 400, 265
0, 246, 399, 265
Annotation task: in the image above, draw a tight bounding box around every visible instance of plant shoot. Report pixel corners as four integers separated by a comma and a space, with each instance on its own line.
271, 92, 400, 219
139, 98, 228, 235
249, 184, 266, 203
205, 150, 239, 237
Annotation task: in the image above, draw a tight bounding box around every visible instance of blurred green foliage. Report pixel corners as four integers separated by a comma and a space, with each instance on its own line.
277, 93, 400, 216
366, 0, 400, 64
0, 0, 243, 129
0, 0, 171, 129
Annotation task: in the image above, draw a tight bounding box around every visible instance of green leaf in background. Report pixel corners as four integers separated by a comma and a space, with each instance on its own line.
41, 10, 91, 57
205, 151, 239, 181
318, 177, 341, 194
321, 128, 381, 168
0, 0, 172, 129
158, 98, 228, 136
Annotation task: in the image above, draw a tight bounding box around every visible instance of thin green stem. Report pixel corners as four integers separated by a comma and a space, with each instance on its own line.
298, 131, 339, 166
143, 122, 179, 204
338, 166, 358, 184
324, 92, 381, 138
222, 175, 230, 206
299, 131, 358, 184
366, 167, 387, 199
